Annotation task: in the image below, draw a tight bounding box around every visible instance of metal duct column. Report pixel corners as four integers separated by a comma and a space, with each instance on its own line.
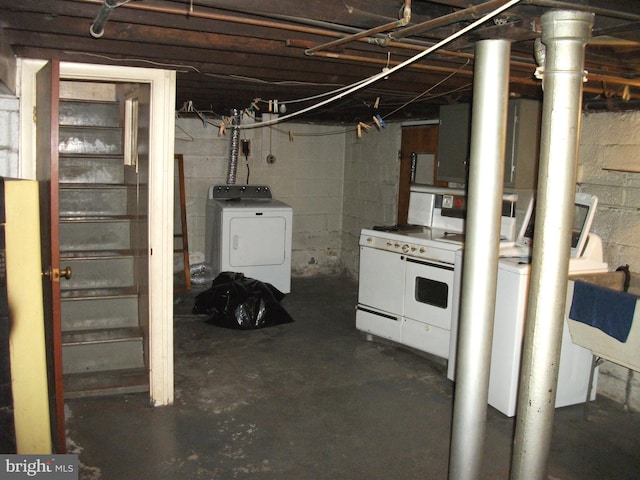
448, 39, 510, 480
90, 0, 118, 38
510, 10, 594, 480
226, 109, 241, 185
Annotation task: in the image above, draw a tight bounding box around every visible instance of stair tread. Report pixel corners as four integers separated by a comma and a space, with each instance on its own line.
61, 286, 138, 300
62, 326, 142, 345
59, 153, 123, 159
60, 249, 136, 259
59, 124, 122, 131
64, 368, 148, 399
60, 214, 139, 222
60, 99, 119, 106
60, 182, 134, 189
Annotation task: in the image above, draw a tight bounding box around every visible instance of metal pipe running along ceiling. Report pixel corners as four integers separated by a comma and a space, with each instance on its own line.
78, 0, 640, 94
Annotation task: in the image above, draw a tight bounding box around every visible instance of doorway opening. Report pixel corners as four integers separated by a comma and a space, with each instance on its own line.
24, 59, 175, 451
57, 80, 151, 398
398, 124, 443, 224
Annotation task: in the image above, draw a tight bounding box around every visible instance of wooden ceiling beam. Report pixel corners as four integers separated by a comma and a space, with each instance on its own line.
1, 0, 639, 121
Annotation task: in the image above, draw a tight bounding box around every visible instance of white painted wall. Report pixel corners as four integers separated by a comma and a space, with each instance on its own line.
578, 111, 640, 412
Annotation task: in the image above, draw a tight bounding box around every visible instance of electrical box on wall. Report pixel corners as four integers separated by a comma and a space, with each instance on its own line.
436, 99, 541, 190
241, 139, 250, 157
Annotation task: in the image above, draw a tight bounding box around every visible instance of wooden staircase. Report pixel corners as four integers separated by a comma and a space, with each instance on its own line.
58, 97, 148, 398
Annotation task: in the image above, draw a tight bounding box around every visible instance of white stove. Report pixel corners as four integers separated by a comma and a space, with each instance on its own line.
356, 185, 518, 360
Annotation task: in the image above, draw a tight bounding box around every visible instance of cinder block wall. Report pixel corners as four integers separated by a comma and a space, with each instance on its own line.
0, 95, 19, 178
578, 111, 640, 412
175, 115, 347, 277
341, 123, 402, 277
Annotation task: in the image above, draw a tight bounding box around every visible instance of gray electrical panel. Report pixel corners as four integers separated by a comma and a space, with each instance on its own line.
436, 99, 541, 190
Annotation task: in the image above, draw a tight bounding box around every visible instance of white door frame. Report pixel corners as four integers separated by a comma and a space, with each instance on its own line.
18, 59, 176, 406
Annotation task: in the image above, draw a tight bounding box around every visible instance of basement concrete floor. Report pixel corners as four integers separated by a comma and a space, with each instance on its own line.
65, 276, 640, 479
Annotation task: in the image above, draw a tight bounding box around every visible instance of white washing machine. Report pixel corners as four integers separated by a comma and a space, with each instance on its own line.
205, 185, 292, 293
447, 193, 609, 416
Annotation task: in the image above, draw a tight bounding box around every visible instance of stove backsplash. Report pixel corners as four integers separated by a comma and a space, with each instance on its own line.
408, 184, 518, 241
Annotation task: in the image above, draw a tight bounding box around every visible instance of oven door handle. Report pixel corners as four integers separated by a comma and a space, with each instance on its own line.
406, 257, 454, 271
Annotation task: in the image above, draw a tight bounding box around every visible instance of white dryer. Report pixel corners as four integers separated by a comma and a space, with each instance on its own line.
205, 185, 292, 293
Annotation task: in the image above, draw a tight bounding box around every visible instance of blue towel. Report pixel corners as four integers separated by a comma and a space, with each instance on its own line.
570, 280, 637, 343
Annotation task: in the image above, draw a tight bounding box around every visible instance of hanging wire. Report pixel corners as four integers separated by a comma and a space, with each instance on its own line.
76, 0, 521, 127
169, 0, 519, 137
381, 59, 472, 120
239, 0, 522, 129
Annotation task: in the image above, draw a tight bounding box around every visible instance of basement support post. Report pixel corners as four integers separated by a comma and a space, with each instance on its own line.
510, 10, 594, 480
448, 38, 510, 480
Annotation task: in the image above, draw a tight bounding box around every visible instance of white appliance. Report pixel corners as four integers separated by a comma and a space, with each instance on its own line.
205, 184, 292, 293
356, 185, 518, 360
447, 194, 609, 416
498, 192, 599, 261
357, 229, 461, 359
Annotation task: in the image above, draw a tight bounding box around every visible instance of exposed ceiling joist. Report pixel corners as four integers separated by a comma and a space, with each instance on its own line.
1, 0, 639, 122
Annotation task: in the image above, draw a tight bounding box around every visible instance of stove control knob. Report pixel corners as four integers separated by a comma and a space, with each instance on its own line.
366, 237, 373, 243
386, 241, 392, 247
394, 243, 400, 249
410, 246, 417, 252
401, 244, 410, 253
419, 247, 425, 254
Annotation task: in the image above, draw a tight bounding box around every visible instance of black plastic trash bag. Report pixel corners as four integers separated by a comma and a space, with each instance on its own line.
192, 272, 294, 329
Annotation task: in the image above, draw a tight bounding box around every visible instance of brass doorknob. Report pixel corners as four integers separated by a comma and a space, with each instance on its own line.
42, 266, 73, 281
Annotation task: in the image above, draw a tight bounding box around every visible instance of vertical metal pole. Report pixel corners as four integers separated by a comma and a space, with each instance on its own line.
226, 108, 241, 185
510, 10, 594, 480
449, 39, 510, 480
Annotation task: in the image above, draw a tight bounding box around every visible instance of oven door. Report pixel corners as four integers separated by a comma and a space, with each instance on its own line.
356, 246, 405, 342
403, 257, 454, 330
357, 246, 405, 315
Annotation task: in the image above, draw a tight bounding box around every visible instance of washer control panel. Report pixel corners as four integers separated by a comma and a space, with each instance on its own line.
208, 184, 272, 200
